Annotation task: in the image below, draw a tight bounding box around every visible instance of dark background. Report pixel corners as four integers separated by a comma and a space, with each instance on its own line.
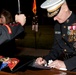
0, 0, 76, 49
0, 0, 76, 25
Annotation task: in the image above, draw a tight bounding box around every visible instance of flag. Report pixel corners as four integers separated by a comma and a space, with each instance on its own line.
8, 58, 20, 71
0, 62, 7, 70
0, 57, 9, 70
32, 0, 37, 14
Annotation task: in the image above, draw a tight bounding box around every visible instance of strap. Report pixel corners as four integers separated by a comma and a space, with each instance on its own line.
4, 24, 12, 34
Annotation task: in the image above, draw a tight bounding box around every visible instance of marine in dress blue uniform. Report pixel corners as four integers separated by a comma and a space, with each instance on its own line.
40, 0, 76, 71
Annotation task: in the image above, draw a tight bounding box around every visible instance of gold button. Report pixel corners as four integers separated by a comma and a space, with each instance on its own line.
64, 49, 67, 52
65, 43, 66, 45
64, 26, 66, 28
63, 34, 65, 36
66, 19, 69, 23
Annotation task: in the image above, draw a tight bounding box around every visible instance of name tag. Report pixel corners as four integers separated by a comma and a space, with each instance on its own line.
55, 31, 61, 34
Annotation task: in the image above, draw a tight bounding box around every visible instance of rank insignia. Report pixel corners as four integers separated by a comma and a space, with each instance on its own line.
55, 31, 61, 34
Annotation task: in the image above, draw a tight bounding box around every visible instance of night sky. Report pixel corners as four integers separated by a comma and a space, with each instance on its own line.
0, 0, 76, 25
0, 0, 45, 16
0, 0, 76, 15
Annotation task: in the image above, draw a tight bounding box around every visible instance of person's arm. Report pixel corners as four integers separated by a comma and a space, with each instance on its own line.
64, 56, 76, 71
0, 14, 26, 44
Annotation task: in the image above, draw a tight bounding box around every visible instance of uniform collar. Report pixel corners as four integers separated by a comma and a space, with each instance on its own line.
64, 12, 76, 24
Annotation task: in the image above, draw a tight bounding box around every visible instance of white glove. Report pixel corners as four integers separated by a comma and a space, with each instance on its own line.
15, 14, 26, 26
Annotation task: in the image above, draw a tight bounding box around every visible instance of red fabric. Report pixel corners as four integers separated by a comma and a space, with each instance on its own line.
3, 24, 12, 34
32, 0, 37, 14
8, 58, 20, 70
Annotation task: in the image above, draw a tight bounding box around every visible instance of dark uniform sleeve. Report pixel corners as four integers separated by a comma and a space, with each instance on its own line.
44, 24, 63, 62
64, 56, 76, 71
0, 22, 24, 44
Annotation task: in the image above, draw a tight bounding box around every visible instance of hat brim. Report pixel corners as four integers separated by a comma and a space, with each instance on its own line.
47, 0, 65, 12
40, 0, 65, 12
47, 3, 62, 12
41, 0, 62, 8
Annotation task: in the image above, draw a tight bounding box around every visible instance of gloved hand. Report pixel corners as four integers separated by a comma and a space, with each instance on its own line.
15, 14, 26, 26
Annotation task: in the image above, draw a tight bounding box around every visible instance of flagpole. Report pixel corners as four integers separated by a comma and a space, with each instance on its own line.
32, 0, 38, 49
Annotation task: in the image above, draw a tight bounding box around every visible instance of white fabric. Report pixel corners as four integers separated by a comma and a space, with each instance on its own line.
40, 0, 65, 12
15, 14, 26, 26
47, 0, 65, 11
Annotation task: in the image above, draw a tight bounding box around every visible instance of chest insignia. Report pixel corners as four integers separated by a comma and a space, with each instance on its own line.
67, 25, 76, 42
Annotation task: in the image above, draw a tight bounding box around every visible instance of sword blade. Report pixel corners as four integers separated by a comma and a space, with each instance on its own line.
18, 0, 21, 14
